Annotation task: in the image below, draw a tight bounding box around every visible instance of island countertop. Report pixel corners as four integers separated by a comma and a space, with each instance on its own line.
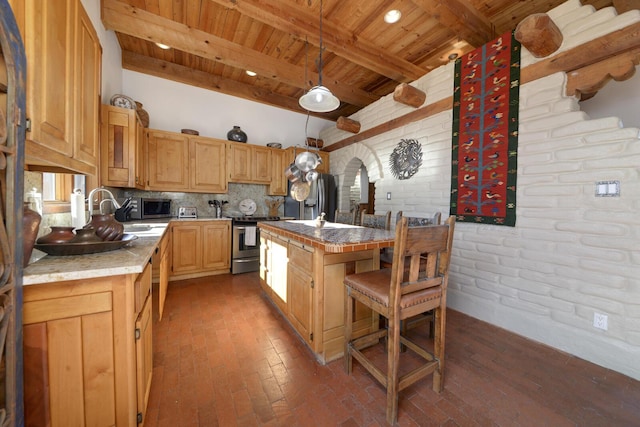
259, 220, 395, 253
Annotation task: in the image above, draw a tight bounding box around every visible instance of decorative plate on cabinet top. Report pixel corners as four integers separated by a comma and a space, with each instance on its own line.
239, 199, 257, 215
110, 94, 136, 109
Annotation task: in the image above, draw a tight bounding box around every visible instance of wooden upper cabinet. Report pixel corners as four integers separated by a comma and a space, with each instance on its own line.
269, 149, 287, 196
190, 137, 227, 193
135, 116, 146, 189
229, 143, 252, 182
74, 5, 101, 167
146, 129, 228, 193
147, 130, 190, 191
229, 142, 271, 183
316, 151, 330, 174
253, 146, 271, 182
101, 105, 145, 189
20, 0, 101, 175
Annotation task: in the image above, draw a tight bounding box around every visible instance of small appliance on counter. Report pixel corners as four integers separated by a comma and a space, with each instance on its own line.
177, 206, 198, 219
126, 198, 172, 220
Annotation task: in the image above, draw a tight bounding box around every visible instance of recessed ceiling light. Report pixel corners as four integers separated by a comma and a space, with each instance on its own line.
384, 10, 402, 24
155, 42, 171, 50
245, 70, 257, 77
448, 52, 459, 60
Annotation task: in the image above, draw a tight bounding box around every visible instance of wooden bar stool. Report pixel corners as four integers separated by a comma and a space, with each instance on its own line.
380, 210, 442, 268
334, 209, 356, 225
344, 216, 455, 424
380, 211, 443, 338
360, 210, 391, 230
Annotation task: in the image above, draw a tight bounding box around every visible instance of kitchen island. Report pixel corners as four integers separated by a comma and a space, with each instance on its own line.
258, 220, 395, 364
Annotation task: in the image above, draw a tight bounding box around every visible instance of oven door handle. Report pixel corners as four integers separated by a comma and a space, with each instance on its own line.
234, 226, 257, 231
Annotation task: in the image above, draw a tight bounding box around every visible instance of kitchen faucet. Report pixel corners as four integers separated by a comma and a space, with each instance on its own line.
86, 187, 121, 219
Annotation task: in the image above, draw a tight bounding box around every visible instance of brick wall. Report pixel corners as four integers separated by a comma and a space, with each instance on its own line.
321, 0, 640, 380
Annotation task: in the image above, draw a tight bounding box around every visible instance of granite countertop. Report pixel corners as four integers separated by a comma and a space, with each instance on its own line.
23, 222, 170, 285
259, 220, 395, 253
23, 217, 233, 285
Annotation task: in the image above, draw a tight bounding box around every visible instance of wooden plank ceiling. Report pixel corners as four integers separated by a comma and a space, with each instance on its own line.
102, 0, 615, 121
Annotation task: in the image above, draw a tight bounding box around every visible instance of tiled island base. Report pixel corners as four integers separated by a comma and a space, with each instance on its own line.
258, 220, 395, 363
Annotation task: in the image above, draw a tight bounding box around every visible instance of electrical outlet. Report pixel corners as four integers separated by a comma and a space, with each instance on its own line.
593, 312, 608, 330
386, 192, 391, 200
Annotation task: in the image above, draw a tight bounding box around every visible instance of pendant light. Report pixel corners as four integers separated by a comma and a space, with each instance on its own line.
298, 0, 340, 113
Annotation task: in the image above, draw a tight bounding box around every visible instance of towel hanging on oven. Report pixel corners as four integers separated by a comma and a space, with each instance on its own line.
245, 226, 257, 246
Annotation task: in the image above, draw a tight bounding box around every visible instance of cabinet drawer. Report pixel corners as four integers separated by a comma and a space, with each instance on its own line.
289, 242, 313, 271
135, 261, 152, 314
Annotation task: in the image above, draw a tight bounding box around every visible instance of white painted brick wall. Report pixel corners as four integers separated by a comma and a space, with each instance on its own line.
322, 1, 640, 380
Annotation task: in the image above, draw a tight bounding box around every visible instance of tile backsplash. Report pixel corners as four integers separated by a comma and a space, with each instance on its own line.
117, 183, 285, 218
27, 168, 287, 237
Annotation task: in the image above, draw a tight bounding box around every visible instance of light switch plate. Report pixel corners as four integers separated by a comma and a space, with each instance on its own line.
595, 180, 620, 197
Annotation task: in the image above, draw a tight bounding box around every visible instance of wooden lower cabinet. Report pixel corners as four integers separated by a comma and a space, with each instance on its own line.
152, 229, 171, 320
260, 229, 378, 363
288, 242, 314, 345
23, 260, 153, 426
171, 220, 231, 279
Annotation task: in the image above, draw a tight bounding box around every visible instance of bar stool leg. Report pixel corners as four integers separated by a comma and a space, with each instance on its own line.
432, 306, 445, 392
386, 314, 401, 424
344, 288, 354, 374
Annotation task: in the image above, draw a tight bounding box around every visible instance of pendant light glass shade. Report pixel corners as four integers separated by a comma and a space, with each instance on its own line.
299, 86, 340, 112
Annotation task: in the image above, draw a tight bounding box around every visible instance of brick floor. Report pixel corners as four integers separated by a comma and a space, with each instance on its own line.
144, 273, 640, 426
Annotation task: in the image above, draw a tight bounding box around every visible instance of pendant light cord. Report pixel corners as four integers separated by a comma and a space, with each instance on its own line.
318, 0, 324, 87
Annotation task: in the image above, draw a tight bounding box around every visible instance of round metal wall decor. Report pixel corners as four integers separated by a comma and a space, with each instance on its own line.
389, 138, 422, 180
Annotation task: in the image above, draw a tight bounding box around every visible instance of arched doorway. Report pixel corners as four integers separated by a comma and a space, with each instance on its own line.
331, 142, 384, 219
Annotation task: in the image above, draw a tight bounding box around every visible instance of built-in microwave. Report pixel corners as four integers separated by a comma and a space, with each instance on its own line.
128, 198, 172, 220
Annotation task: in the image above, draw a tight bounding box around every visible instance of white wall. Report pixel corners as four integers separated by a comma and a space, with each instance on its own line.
581, 71, 640, 128
122, 71, 334, 148
322, 1, 640, 380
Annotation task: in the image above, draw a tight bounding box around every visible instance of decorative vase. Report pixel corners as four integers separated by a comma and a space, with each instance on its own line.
37, 226, 75, 244
135, 101, 150, 128
227, 125, 247, 143
70, 227, 102, 244
84, 214, 124, 241
23, 202, 41, 267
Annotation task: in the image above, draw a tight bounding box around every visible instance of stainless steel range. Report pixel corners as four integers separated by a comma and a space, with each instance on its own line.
231, 216, 280, 274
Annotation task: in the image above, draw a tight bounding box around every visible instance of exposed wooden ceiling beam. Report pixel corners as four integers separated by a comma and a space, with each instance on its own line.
208, 0, 427, 82
412, 0, 495, 47
121, 50, 336, 120
326, 21, 640, 151
102, 0, 378, 108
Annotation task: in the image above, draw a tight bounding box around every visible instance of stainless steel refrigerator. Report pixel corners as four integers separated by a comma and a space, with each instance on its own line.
284, 174, 337, 221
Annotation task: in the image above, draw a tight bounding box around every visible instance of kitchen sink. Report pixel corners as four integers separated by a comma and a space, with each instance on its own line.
123, 225, 152, 232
